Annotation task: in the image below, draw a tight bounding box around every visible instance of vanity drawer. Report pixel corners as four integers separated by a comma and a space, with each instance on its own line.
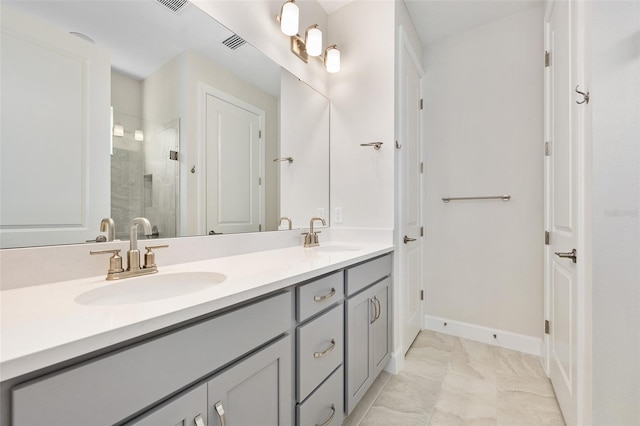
297, 366, 343, 426
297, 271, 344, 322
345, 254, 392, 296
296, 304, 343, 401
12, 291, 292, 426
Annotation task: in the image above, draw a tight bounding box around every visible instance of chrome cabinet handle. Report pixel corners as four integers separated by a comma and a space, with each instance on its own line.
555, 248, 577, 263
314, 339, 336, 358
273, 157, 294, 163
370, 299, 377, 324
314, 288, 336, 302
316, 404, 336, 426
194, 414, 206, 426
374, 297, 381, 321
214, 401, 227, 426
403, 235, 416, 244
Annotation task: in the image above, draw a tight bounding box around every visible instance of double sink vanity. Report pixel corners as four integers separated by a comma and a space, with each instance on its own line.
0, 240, 394, 425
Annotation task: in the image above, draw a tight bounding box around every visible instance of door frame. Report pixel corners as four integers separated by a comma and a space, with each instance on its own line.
394, 25, 425, 368
197, 82, 266, 235
542, 1, 592, 423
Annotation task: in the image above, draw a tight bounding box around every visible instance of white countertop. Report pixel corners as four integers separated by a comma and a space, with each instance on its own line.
0, 242, 393, 381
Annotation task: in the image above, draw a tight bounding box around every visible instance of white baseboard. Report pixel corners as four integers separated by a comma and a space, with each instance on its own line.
423, 315, 542, 356
384, 349, 403, 375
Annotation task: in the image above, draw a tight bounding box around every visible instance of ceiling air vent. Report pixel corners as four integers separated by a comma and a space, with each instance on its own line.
156, 0, 189, 13
222, 34, 247, 50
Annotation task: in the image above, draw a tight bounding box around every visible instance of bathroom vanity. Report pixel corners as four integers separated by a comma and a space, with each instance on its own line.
0, 245, 393, 425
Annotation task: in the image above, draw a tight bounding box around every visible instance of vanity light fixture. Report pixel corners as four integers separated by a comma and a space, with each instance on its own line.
113, 125, 124, 137
276, 1, 340, 73
278, 0, 299, 36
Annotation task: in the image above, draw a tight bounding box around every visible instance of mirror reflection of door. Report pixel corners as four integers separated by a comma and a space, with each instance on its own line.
205, 91, 264, 234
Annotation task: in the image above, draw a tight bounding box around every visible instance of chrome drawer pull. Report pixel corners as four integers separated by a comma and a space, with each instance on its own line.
194, 414, 206, 426
316, 404, 336, 426
314, 288, 336, 302
314, 339, 336, 358
374, 297, 381, 321
214, 401, 227, 426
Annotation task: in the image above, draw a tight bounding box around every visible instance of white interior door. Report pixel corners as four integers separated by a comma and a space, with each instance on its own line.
205, 93, 263, 234
0, 6, 110, 248
545, 1, 587, 423
399, 30, 424, 354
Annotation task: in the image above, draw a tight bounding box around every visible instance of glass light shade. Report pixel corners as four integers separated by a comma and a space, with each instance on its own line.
112, 124, 124, 137
325, 46, 340, 73
305, 26, 322, 57
134, 130, 144, 141
280, 1, 299, 36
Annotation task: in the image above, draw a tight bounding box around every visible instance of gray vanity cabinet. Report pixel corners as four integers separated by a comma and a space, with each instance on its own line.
207, 336, 292, 426
344, 255, 392, 415
128, 384, 208, 426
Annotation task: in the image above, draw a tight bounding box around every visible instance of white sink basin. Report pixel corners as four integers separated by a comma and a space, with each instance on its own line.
312, 245, 363, 253
75, 272, 227, 306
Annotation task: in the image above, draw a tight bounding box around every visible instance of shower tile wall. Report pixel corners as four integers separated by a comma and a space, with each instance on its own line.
111, 148, 144, 240
143, 119, 179, 239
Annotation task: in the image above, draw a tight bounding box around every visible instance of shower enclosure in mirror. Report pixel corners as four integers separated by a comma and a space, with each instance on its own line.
0, 1, 330, 249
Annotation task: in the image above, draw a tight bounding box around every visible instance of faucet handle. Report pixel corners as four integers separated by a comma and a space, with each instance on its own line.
90, 249, 124, 274
143, 245, 169, 269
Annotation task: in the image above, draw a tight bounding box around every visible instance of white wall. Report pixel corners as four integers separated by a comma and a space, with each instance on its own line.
591, 1, 640, 423
329, 0, 396, 231
423, 6, 544, 338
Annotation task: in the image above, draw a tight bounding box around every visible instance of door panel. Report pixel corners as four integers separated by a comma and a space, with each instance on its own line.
128, 384, 207, 426
345, 289, 372, 414
547, 1, 580, 424
0, 7, 110, 247
400, 34, 423, 354
206, 94, 262, 234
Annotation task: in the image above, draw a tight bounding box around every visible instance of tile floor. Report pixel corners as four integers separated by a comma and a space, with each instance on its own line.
344, 330, 565, 426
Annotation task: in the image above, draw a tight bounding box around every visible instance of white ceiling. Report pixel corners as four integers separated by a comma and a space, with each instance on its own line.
404, 0, 542, 46
5, 0, 281, 96
318, 0, 541, 47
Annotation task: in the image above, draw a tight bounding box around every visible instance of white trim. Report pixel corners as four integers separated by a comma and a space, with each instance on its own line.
424, 315, 543, 357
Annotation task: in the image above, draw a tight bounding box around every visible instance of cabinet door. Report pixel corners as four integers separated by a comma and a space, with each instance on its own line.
208, 335, 292, 426
128, 384, 207, 426
345, 289, 373, 414
371, 278, 391, 378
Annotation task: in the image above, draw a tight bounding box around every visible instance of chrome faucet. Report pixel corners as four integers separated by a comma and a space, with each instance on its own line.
279, 216, 292, 230
303, 217, 326, 248
91, 217, 168, 280
128, 217, 152, 271
100, 218, 115, 242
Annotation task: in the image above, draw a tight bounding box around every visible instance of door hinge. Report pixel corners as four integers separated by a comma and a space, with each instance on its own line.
544, 141, 551, 156
544, 51, 551, 67
545, 231, 550, 245
420, 290, 424, 301
419, 99, 424, 110
259, 224, 262, 231
169, 150, 179, 161
258, 177, 262, 185
545, 319, 550, 334
258, 130, 262, 139
420, 162, 424, 173
420, 226, 424, 237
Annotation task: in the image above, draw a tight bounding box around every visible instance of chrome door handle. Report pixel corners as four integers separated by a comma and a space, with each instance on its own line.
214, 401, 227, 426
316, 404, 336, 426
194, 414, 206, 426
370, 298, 378, 324
403, 235, 416, 244
314, 288, 336, 302
374, 297, 381, 321
314, 339, 336, 358
555, 248, 577, 263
